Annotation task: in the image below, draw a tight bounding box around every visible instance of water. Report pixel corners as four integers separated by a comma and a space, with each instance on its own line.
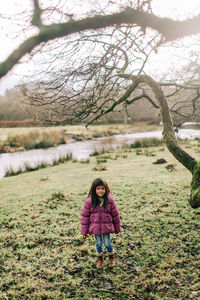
0, 129, 200, 179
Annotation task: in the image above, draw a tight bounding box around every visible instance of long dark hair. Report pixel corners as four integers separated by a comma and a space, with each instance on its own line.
88, 178, 110, 208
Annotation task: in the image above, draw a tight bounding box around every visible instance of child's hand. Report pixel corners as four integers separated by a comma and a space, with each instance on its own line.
83, 234, 89, 239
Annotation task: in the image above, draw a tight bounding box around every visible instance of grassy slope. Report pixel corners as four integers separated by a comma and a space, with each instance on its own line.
0, 143, 200, 299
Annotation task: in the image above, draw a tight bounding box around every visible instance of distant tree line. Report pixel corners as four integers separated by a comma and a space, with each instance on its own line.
0, 88, 33, 121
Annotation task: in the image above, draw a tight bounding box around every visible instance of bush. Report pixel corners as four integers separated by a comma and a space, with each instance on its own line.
90, 147, 106, 156
131, 140, 142, 148
130, 137, 163, 148
5, 130, 67, 150
4, 167, 24, 177
79, 159, 90, 164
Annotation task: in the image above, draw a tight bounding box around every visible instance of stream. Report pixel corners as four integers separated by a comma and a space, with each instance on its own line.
0, 128, 200, 179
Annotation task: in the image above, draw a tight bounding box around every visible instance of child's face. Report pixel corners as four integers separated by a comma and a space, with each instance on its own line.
96, 185, 106, 198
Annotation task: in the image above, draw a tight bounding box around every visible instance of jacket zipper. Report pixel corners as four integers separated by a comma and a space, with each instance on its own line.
99, 205, 102, 235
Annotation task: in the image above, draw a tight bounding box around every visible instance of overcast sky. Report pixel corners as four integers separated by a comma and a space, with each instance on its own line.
0, 0, 200, 95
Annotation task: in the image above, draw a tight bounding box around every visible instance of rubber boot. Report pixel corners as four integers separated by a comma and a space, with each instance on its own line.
108, 251, 115, 267
96, 252, 104, 268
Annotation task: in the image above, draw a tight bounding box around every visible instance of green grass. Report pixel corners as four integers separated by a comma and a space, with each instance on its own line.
0, 142, 200, 299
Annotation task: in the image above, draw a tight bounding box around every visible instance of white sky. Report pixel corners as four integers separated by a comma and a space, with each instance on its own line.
0, 0, 200, 95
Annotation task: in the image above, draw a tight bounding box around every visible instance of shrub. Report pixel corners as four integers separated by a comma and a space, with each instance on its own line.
5, 130, 67, 150
90, 147, 106, 156
53, 153, 72, 165
92, 165, 107, 171
130, 140, 142, 148
79, 159, 90, 164
4, 166, 24, 177
24, 162, 39, 172
130, 137, 163, 148
96, 157, 107, 164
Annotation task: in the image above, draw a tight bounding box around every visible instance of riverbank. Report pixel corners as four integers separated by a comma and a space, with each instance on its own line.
1, 143, 200, 299
0, 122, 161, 140
1, 128, 200, 179
0, 122, 161, 153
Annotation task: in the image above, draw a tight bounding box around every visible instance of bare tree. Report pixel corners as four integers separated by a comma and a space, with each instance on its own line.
22, 25, 160, 124
1, 0, 200, 79
23, 35, 200, 208
2, 0, 200, 208
22, 28, 200, 127
135, 74, 199, 209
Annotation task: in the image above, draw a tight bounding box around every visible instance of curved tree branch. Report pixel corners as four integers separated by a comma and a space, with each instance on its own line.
127, 74, 200, 208
2, 6, 200, 79
135, 75, 197, 171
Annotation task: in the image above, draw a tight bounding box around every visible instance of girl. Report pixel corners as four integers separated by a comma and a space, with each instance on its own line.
81, 178, 121, 268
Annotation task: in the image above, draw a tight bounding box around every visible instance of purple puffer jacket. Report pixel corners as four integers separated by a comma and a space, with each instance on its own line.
81, 193, 121, 235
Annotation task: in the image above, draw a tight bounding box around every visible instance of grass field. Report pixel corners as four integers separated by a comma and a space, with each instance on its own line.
0, 141, 200, 299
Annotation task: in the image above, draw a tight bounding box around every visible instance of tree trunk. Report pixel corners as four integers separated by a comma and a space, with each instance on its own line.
137, 75, 200, 208
123, 103, 128, 125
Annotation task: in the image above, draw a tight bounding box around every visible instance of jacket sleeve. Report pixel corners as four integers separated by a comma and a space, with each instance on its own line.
110, 197, 121, 233
81, 198, 91, 235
